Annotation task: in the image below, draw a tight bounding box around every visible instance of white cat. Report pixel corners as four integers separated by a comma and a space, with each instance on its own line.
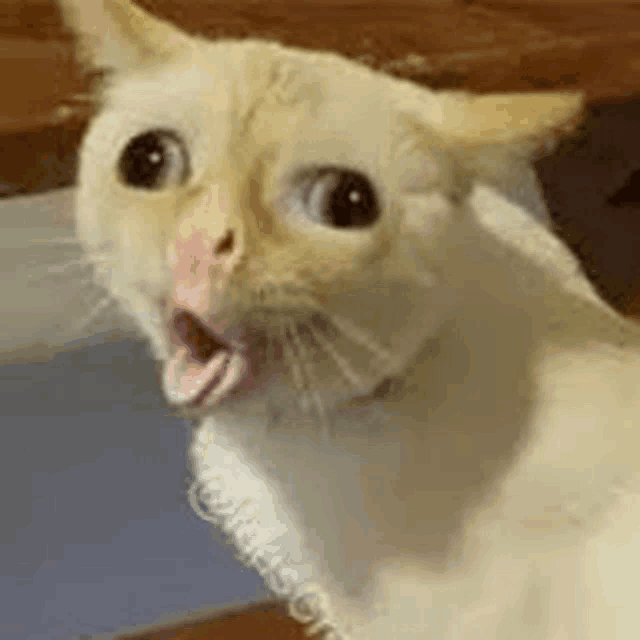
57, 1, 640, 638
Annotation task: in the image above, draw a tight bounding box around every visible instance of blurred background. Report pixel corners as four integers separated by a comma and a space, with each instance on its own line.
3, 1, 640, 638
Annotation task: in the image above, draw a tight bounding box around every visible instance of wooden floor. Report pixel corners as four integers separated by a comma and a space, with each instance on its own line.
115, 601, 308, 640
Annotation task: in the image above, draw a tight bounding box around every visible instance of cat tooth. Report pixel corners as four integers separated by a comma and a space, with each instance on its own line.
162, 348, 228, 405
202, 351, 248, 408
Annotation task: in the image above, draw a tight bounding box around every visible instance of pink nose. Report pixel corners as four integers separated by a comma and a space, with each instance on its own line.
166, 221, 239, 358
168, 226, 236, 314
164, 181, 242, 352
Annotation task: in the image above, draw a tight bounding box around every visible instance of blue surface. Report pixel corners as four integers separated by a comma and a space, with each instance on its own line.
0, 337, 270, 640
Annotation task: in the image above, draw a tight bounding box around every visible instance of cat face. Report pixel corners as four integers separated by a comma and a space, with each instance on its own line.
59, 0, 583, 419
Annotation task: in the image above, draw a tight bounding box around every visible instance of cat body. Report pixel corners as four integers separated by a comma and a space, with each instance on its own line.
57, 1, 640, 638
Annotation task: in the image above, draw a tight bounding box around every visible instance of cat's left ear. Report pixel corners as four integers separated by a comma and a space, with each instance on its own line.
401, 90, 585, 200
436, 91, 585, 158
57, 0, 193, 72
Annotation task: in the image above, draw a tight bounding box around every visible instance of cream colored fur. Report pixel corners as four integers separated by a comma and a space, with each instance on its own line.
58, 1, 640, 638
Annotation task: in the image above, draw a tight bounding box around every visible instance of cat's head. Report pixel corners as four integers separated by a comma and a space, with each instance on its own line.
58, 0, 584, 418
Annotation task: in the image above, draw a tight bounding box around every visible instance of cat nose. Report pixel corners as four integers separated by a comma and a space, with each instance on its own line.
166, 185, 243, 320
167, 224, 240, 319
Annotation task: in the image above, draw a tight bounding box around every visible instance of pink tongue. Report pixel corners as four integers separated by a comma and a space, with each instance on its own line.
162, 347, 229, 406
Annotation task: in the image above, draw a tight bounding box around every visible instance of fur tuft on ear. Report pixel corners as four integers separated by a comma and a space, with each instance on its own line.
57, 0, 193, 72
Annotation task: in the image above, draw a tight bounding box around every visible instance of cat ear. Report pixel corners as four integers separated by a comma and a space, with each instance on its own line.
401, 90, 585, 198
57, 0, 193, 72
398, 90, 585, 230
437, 91, 585, 157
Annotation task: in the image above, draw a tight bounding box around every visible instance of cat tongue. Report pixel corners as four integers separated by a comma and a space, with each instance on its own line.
163, 347, 231, 406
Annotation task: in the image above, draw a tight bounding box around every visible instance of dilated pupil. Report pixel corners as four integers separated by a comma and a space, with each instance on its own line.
120, 131, 167, 188
326, 171, 379, 228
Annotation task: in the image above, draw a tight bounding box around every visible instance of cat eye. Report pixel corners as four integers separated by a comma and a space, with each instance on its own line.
303, 168, 380, 228
118, 129, 189, 189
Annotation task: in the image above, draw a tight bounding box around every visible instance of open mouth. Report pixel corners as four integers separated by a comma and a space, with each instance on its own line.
172, 310, 232, 364
162, 309, 248, 408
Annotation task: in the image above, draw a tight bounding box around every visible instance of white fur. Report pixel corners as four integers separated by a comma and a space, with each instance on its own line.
55, 1, 640, 638
189, 183, 640, 639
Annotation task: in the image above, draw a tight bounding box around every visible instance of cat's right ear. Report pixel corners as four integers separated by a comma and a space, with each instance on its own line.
57, 0, 193, 72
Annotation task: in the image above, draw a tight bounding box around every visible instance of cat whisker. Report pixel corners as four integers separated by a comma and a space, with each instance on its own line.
29, 236, 82, 246
286, 318, 316, 416
273, 284, 320, 418
86, 252, 115, 266
265, 322, 310, 433
280, 317, 308, 403
324, 312, 399, 372
52, 273, 96, 290
272, 315, 335, 437
47, 258, 94, 275
309, 389, 333, 442
298, 294, 400, 375
306, 323, 369, 393
72, 295, 117, 333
